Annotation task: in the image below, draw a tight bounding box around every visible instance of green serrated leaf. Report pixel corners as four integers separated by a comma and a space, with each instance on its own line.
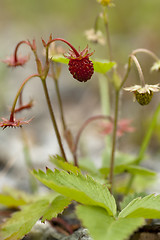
119, 194, 160, 218
76, 205, 144, 240
50, 155, 81, 174
125, 165, 156, 176
92, 59, 116, 74
32, 169, 117, 216
41, 195, 71, 222
0, 199, 49, 240
120, 192, 147, 211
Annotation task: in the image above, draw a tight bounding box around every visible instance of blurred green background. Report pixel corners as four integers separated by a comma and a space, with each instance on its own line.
0, 0, 160, 159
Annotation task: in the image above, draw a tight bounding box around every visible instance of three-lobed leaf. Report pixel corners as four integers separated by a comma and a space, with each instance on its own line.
76, 205, 144, 240
119, 194, 160, 218
32, 168, 117, 216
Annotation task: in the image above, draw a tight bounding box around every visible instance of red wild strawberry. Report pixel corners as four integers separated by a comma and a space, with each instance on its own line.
66, 46, 94, 82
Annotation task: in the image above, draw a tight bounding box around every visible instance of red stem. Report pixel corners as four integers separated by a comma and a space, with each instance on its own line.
14, 41, 30, 63
73, 115, 112, 156
47, 38, 80, 57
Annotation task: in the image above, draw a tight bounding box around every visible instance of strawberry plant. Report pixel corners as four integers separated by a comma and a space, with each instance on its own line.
0, 0, 160, 240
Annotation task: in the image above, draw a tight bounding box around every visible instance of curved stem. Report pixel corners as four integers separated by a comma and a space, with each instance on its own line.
130, 55, 145, 87
14, 40, 29, 63
132, 48, 159, 62
47, 38, 80, 57
73, 115, 112, 157
41, 79, 68, 162
109, 90, 119, 193
9, 74, 39, 122
119, 57, 132, 89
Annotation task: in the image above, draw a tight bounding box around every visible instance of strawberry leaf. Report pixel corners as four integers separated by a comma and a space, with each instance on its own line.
119, 194, 160, 218
0, 199, 49, 240
76, 205, 144, 240
32, 168, 117, 216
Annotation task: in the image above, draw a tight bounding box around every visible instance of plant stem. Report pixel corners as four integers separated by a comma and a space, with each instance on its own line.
47, 38, 80, 57
132, 48, 159, 62
14, 40, 29, 63
108, 90, 119, 193
50, 63, 67, 131
119, 57, 132, 89
130, 55, 145, 87
109, 57, 132, 193
73, 115, 112, 161
125, 103, 160, 194
10, 74, 39, 122
41, 79, 68, 162
103, 8, 113, 62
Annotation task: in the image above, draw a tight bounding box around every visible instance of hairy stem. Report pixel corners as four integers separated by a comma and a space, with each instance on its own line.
10, 74, 39, 122
41, 79, 68, 162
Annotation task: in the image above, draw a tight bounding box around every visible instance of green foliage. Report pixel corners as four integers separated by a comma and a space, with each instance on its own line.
100, 150, 136, 176
92, 59, 116, 74
51, 55, 69, 64
0, 194, 26, 208
119, 194, 160, 218
0, 187, 33, 207
41, 195, 71, 222
120, 192, 147, 210
51, 55, 116, 74
32, 168, 117, 216
50, 155, 81, 174
125, 165, 156, 176
0, 193, 70, 240
135, 104, 160, 164
76, 205, 144, 240
0, 199, 49, 240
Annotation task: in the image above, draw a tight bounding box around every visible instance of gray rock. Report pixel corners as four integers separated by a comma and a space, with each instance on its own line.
23, 221, 92, 240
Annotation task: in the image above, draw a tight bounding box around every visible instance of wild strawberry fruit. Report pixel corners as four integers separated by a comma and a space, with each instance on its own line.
66, 46, 94, 82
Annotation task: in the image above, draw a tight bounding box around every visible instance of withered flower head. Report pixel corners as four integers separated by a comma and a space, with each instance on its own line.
0, 117, 31, 130
101, 119, 135, 137
124, 84, 160, 105
2, 55, 30, 67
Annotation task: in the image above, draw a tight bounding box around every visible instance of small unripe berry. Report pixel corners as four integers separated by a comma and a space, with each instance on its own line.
135, 91, 153, 105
